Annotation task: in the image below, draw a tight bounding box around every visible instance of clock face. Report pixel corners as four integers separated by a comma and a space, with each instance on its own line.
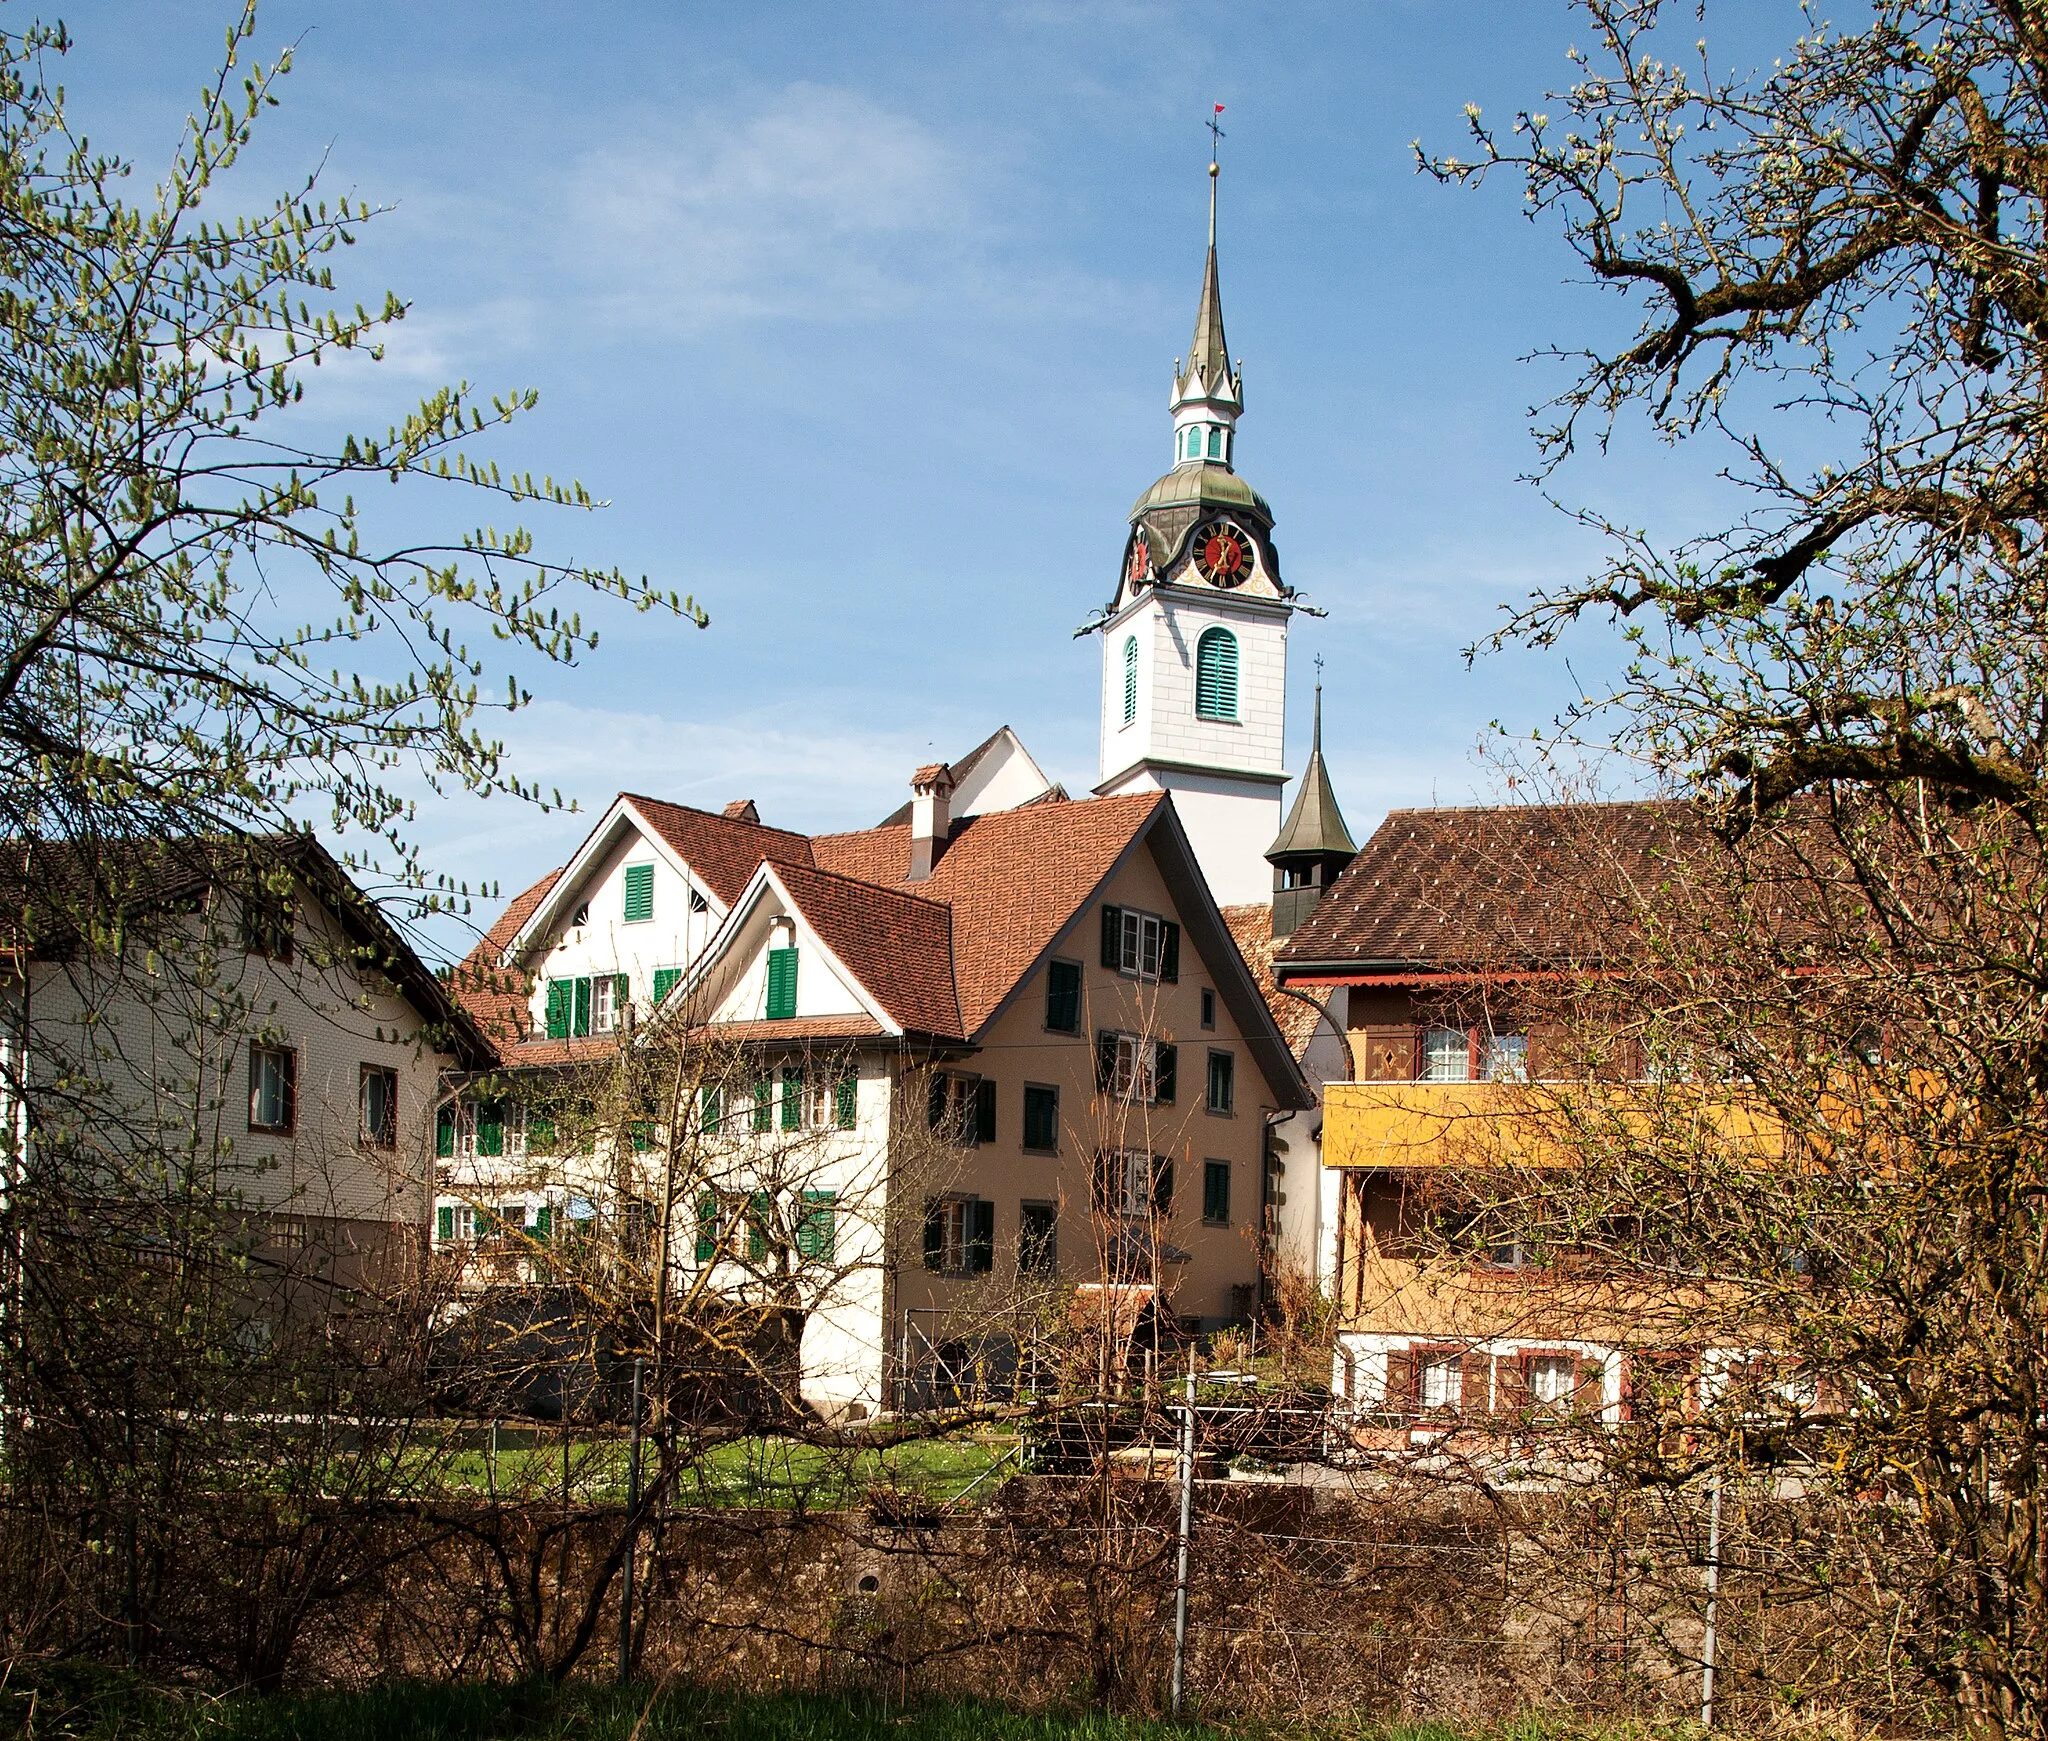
1192, 520, 1252, 588
1125, 534, 1151, 589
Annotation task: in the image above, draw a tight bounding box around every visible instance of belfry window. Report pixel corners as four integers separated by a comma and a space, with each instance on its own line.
1194, 627, 1239, 722
1122, 636, 1138, 725
1207, 426, 1224, 460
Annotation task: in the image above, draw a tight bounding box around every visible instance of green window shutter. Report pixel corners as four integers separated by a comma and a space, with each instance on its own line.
477, 1104, 504, 1156
974, 1078, 996, 1145
1203, 1160, 1230, 1225
695, 1193, 718, 1264
1045, 959, 1080, 1033
1100, 905, 1122, 969
545, 979, 571, 1040
435, 1105, 455, 1158
797, 1190, 837, 1261
923, 1199, 944, 1271
1160, 922, 1180, 984
968, 1200, 995, 1274
1023, 1084, 1058, 1151
765, 947, 799, 1020
529, 1115, 556, 1153
534, 1204, 552, 1240
1096, 1031, 1119, 1094
572, 976, 592, 1037
437, 1204, 454, 1242
751, 1077, 773, 1133
629, 1120, 654, 1153
653, 967, 682, 1005
1154, 1044, 1177, 1105
701, 1083, 723, 1132
622, 863, 654, 923
927, 1072, 948, 1132
615, 973, 632, 1016
1122, 635, 1138, 724
780, 1064, 802, 1131
1208, 1050, 1234, 1113
1152, 1155, 1174, 1215
746, 1190, 771, 1261
1195, 627, 1239, 721
835, 1072, 857, 1129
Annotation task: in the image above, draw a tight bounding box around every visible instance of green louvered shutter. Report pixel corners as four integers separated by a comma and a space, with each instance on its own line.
534, 1204, 552, 1240
968, 1200, 995, 1274
435, 1105, 455, 1157
622, 863, 654, 923
835, 1072, 857, 1128
437, 1204, 454, 1242
653, 967, 682, 1005
780, 1064, 802, 1131
545, 979, 571, 1040
1160, 922, 1180, 983
1195, 627, 1239, 721
1100, 905, 1122, 969
746, 1191, 771, 1261
477, 1104, 504, 1156
797, 1190, 837, 1261
765, 947, 798, 1020
1154, 1044, 1177, 1105
700, 1083, 723, 1133
615, 973, 631, 1018
529, 1114, 556, 1153
572, 976, 592, 1037
751, 1076, 772, 1133
695, 1193, 718, 1264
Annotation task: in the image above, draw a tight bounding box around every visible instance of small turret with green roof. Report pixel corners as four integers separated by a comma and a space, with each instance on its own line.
1266, 684, 1357, 937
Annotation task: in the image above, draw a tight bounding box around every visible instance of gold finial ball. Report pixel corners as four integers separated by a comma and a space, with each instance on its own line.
1208, 161, 1219, 177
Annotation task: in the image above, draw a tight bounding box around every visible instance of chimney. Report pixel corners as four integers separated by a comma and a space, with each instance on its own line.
722, 799, 760, 824
907, 763, 955, 881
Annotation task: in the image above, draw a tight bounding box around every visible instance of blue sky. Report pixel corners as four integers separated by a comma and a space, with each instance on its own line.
71, 0, 1775, 955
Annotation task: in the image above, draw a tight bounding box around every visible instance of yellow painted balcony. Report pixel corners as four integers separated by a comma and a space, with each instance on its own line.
1321, 1079, 1786, 1173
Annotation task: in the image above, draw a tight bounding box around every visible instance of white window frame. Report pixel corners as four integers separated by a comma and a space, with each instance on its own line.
591, 975, 619, 1035
929, 1196, 971, 1273
1117, 908, 1166, 981
1418, 1350, 1463, 1411
1422, 1027, 1471, 1082
1107, 1032, 1161, 1105
1481, 1032, 1529, 1081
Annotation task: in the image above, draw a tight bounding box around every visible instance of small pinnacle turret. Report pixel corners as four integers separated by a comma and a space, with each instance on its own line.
1266, 685, 1357, 937
1169, 153, 1244, 468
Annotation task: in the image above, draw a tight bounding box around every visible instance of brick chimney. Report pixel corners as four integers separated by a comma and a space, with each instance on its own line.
907, 763, 955, 881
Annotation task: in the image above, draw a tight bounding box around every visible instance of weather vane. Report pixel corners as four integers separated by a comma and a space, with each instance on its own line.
1208, 103, 1226, 170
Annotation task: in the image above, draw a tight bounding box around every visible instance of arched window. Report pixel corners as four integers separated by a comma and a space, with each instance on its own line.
1206, 425, 1223, 459
1194, 627, 1238, 722
1122, 636, 1138, 725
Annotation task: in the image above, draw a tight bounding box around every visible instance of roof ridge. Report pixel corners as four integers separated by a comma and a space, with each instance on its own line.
766, 853, 956, 912
620, 791, 811, 839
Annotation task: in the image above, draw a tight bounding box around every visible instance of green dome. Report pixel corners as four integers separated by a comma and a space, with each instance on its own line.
1128, 462, 1272, 523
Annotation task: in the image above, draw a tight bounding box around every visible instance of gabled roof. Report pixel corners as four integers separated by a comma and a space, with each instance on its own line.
875, 726, 1062, 825
1275, 801, 1703, 977
1221, 902, 1319, 1059
624, 794, 814, 904
449, 866, 560, 1049
763, 859, 961, 1040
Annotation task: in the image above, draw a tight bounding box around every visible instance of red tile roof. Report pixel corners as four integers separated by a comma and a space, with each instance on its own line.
449, 867, 560, 1048
622, 793, 814, 905
813, 792, 1166, 1033
1276, 801, 1705, 972
766, 859, 961, 1039
1221, 902, 1319, 1059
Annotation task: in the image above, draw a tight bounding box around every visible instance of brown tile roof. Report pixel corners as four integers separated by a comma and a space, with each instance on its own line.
687, 1014, 885, 1043
623, 793, 814, 905
813, 791, 1166, 1034
1221, 902, 1319, 1059
449, 866, 561, 1048
1276, 801, 1704, 972
766, 859, 962, 1039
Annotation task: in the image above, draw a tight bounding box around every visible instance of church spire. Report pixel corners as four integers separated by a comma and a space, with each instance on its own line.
1266, 682, 1358, 938
1170, 112, 1243, 469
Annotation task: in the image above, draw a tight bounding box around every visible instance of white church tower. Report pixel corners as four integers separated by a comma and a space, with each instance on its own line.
1092, 151, 1294, 907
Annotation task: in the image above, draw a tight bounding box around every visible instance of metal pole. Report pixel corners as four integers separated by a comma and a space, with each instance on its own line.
1170, 1355, 1197, 1716
1701, 1472, 1724, 1728
617, 1356, 644, 1684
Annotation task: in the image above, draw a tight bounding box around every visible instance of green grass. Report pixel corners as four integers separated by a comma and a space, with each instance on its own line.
0, 1671, 1230, 1741
417, 1432, 1014, 1509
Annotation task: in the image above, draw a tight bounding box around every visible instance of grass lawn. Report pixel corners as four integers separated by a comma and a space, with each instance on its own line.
0, 1673, 1239, 1741
419, 1431, 1015, 1509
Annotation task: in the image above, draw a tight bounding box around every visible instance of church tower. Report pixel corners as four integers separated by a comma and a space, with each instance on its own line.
1094, 151, 1294, 906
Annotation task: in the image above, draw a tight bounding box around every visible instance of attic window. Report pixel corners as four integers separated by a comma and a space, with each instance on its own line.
689, 888, 710, 915
570, 900, 590, 929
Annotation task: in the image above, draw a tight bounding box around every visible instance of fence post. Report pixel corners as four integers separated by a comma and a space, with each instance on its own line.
1171, 1353, 1196, 1715
1701, 1472, 1724, 1728
618, 1356, 644, 1684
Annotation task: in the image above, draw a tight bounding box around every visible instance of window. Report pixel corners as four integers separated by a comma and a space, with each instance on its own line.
240, 894, 293, 962
928, 1072, 995, 1146
765, 946, 799, 1020
1019, 1202, 1058, 1276
1122, 636, 1138, 725
1206, 1049, 1235, 1114
359, 1065, 398, 1149
1096, 1031, 1176, 1105
689, 887, 710, 914
1528, 1355, 1577, 1415
437, 1202, 475, 1244
652, 967, 682, 1005
1418, 1350, 1463, 1412
1206, 425, 1223, 459
1022, 1083, 1059, 1152
1099, 903, 1179, 982
784, 1067, 858, 1131
249, 1042, 296, 1134
1194, 627, 1238, 722
1044, 958, 1082, 1033
1098, 1149, 1172, 1220
1202, 1159, 1230, 1226
452, 1101, 524, 1161
1200, 987, 1215, 1029
923, 1197, 994, 1275
1422, 1027, 1471, 1082
545, 974, 629, 1040
570, 900, 590, 928
1481, 1032, 1529, 1081
797, 1190, 837, 1261
622, 862, 654, 923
